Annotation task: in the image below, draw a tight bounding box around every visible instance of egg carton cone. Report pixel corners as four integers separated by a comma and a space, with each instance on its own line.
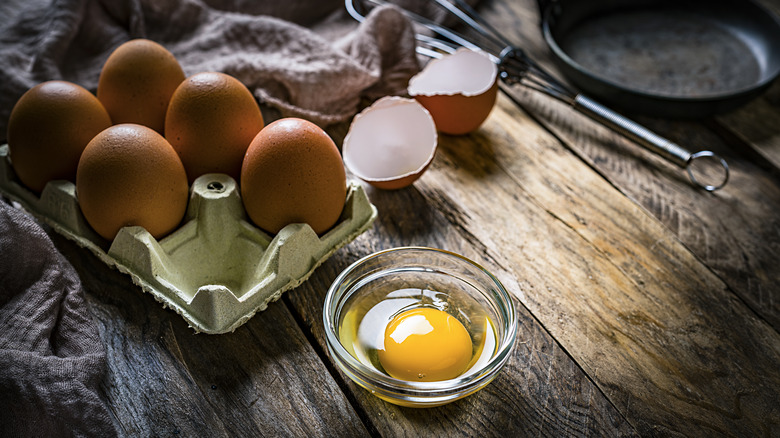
0, 144, 377, 334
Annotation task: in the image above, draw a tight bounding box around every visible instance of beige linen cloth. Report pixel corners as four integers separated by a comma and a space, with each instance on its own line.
0, 0, 424, 436
0, 0, 421, 136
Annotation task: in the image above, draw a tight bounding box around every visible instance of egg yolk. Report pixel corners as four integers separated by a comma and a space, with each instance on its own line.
378, 307, 473, 382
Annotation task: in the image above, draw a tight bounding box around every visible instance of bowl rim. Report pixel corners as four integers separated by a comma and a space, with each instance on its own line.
322, 246, 517, 400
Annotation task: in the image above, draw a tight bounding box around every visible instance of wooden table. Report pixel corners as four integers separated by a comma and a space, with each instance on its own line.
39, 0, 780, 436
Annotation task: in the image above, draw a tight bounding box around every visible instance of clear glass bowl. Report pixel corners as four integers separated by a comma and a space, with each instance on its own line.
323, 246, 517, 407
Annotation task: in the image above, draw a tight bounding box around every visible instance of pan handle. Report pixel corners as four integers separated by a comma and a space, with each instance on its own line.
573, 95, 729, 191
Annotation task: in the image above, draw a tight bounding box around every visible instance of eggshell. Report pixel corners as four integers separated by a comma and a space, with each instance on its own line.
241, 118, 347, 235
97, 39, 186, 134
408, 48, 498, 135
76, 123, 189, 240
7, 81, 112, 193
342, 96, 437, 190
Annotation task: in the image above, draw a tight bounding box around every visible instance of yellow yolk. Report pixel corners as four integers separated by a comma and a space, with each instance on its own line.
378, 307, 473, 382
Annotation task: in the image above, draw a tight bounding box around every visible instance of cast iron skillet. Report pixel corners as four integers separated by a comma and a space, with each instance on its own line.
539, 0, 780, 118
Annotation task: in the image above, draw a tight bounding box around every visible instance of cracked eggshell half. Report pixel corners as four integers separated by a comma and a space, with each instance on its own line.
408, 48, 498, 135
343, 96, 437, 190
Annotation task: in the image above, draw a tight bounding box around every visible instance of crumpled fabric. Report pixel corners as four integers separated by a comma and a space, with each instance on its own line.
0, 0, 421, 138
0, 200, 116, 437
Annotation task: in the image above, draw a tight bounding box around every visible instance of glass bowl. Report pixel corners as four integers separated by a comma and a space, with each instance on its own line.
323, 246, 517, 408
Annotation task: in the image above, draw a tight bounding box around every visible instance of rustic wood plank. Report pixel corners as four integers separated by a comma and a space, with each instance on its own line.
502, 83, 780, 332
6, 2, 776, 437
413, 93, 780, 435
48, 231, 370, 438
478, 0, 780, 333
285, 188, 639, 437
716, 81, 780, 172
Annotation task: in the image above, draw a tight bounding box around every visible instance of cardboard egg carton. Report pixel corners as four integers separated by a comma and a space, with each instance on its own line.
0, 144, 377, 334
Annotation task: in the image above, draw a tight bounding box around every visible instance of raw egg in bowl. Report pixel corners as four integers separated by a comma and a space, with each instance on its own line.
323, 247, 517, 407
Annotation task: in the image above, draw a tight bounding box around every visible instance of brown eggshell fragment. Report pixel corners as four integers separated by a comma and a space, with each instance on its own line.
76, 123, 189, 241
241, 118, 347, 235
342, 96, 437, 190
7, 81, 112, 193
408, 48, 498, 135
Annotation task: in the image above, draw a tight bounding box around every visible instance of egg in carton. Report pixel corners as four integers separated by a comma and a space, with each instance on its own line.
0, 144, 377, 334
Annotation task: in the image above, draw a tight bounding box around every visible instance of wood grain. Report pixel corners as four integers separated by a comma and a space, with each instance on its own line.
300, 89, 780, 436
285, 191, 638, 437
49, 232, 370, 438
454, 96, 780, 435
717, 81, 780, 171
6, 1, 778, 436
479, 0, 780, 333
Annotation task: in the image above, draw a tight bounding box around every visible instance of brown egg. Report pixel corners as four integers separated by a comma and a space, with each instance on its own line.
241, 118, 346, 235
408, 48, 498, 135
7, 80, 112, 193
166, 72, 264, 183
76, 123, 189, 241
97, 39, 186, 134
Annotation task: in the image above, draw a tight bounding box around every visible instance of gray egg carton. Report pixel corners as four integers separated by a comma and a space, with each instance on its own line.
0, 144, 377, 334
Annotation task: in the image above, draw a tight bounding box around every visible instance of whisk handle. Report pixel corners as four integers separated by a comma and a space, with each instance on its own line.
572, 95, 729, 191
573, 94, 690, 167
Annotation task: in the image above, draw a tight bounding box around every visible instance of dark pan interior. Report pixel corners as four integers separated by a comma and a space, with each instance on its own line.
542, 0, 780, 117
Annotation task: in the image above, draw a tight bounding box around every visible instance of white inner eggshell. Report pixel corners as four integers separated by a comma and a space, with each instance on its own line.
343, 97, 437, 181
408, 48, 497, 97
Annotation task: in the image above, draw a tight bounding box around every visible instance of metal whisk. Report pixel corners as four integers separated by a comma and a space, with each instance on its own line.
346, 0, 730, 191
